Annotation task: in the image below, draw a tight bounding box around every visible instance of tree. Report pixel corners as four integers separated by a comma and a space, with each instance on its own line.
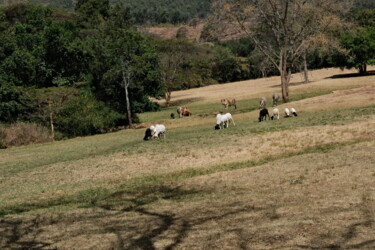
0, 80, 29, 123
211, 0, 350, 102
338, 8, 375, 74
32, 87, 77, 140
157, 39, 196, 106
340, 27, 375, 74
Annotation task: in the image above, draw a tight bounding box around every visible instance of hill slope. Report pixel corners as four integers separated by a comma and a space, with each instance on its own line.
0, 68, 374, 248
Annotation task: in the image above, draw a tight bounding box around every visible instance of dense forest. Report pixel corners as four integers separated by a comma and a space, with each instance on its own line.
2, 0, 213, 24
0, 0, 374, 147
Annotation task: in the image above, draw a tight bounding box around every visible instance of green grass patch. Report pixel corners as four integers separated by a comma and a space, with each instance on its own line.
138, 89, 332, 123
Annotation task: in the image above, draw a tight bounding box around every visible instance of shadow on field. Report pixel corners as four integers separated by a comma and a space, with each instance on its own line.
327, 70, 375, 79
1, 193, 374, 249
166, 97, 204, 107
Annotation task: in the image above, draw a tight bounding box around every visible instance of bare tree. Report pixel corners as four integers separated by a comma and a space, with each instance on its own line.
34, 87, 77, 141
120, 58, 133, 126
211, 0, 350, 102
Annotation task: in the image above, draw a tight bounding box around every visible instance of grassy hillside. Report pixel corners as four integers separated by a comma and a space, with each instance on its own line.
0, 67, 375, 249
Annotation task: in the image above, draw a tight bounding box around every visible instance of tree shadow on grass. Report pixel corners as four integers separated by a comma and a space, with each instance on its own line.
327, 70, 375, 79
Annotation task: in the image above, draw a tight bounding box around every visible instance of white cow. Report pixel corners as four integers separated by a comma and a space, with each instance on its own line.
291, 107, 298, 117
284, 108, 290, 117
271, 108, 279, 120
215, 113, 235, 129
150, 124, 166, 139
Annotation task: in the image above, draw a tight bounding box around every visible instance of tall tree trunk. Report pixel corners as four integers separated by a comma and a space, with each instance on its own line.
303, 51, 309, 83
279, 50, 290, 103
124, 82, 132, 127
165, 90, 172, 107
359, 64, 367, 74
48, 102, 55, 141
281, 71, 290, 103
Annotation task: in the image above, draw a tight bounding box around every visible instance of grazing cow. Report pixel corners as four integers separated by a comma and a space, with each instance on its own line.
177, 107, 192, 118
144, 124, 166, 140
151, 124, 166, 139
215, 113, 235, 129
284, 108, 290, 117
143, 128, 153, 140
259, 97, 267, 109
259, 108, 270, 122
291, 108, 298, 117
272, 93, 280, 106
271, 108, 279, 120
170, 113, 175, 119
221, 98, 237, 109
182, 108, 192, 117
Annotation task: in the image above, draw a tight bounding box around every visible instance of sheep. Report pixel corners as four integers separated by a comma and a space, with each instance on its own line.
258, 108, 270, 122
143, 124, 166, 140
291, 107, 298, 117
215, 113, 235, 129
272, 93, 280, 106
259, 97, 267, 109
284, 108, 290, 117
271, 108, 279, 120
221, 98, 237, 109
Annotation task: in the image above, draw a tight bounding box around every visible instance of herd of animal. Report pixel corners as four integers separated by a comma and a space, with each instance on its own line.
144, 93, 298, 140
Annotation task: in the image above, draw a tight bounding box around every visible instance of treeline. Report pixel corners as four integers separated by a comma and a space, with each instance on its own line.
0, 2, 163, 143
0, 1, 374, 147
22, 0, 213, 24
0, 1, 251, 145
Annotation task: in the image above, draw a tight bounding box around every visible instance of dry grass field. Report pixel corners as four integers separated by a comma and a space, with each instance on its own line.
0, 67, 374, 249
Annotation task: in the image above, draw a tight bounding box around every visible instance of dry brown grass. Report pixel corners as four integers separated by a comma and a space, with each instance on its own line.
159, 67, 375, 106
1, 67, 375, 249
1, 142, 373, 249
0, 123, 52, 148
1, 117, 374, 209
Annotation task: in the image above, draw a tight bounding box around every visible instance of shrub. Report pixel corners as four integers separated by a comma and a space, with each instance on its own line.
55, 91, 122, 137
0, 122, 52, 148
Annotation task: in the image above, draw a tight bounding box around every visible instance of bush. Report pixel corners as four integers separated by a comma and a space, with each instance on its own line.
56, 91, 122, 137
0, 122, 52, 148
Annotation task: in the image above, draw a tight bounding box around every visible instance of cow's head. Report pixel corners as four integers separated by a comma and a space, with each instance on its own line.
143, 128, 152, 140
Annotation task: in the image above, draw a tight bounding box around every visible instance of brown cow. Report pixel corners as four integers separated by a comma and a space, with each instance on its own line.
221, 99, 237, 109
177, 107, 192, 118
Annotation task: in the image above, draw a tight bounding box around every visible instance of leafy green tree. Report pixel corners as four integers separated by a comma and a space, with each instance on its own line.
56, 90, 122, 137
211, 46, 241, 83
0, 80, 30, 123
340, 27, 375, 74
75, 0, 110, 28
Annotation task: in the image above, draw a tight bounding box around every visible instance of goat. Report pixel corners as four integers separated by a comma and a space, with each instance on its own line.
215, 113, 235, 129
270, 108, 279, 120
259, 97, 267, 109
258, 108, 270, 122
272, 93, 280, 106
221, 98, 237, 109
